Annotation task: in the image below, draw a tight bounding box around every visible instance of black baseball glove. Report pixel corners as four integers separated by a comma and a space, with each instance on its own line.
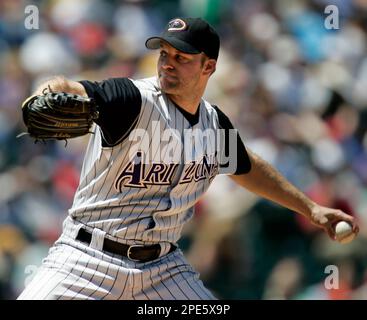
20, 90, 99, 142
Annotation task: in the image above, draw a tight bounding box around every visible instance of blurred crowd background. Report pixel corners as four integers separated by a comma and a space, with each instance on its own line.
1, 0, 367, 299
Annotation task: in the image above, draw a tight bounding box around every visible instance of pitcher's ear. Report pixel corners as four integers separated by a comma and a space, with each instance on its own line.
203, 59, 216, 75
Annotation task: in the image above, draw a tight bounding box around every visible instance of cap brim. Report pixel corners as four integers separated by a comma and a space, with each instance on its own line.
145, 36, 201, 54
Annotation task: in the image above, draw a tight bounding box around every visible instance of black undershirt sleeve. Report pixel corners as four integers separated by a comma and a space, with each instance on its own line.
79, 78, 142, 147
213, 106, 252, 175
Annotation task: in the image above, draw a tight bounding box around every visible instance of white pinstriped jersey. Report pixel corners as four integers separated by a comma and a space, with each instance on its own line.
18, 76, 250, 300
69, 77, 229, 246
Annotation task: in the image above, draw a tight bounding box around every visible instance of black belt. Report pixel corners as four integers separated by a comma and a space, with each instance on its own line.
76, 228, 176, 262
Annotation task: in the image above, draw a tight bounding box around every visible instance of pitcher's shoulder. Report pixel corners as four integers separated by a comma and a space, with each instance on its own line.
201, 98, 220, 117
130, 77, 160, 93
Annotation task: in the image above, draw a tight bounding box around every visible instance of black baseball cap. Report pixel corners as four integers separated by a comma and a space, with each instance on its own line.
145, 17, 220, 60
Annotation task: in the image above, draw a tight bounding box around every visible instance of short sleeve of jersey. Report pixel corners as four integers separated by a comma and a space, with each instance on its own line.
213, 106, 251, 175
80, 78, 142, 147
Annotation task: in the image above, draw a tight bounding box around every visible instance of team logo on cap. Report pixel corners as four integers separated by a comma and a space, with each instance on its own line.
167, 18, 187, 31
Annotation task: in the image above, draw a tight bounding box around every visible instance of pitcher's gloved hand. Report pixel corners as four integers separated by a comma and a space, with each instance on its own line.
20, 90, 99, 142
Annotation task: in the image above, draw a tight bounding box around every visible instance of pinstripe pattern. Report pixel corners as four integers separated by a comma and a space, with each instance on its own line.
18, 76, 225, 300
18, 230, 215, 300
68, 77, 221, 246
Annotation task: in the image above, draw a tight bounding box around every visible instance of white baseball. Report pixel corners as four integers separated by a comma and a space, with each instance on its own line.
335, 221, 355, 244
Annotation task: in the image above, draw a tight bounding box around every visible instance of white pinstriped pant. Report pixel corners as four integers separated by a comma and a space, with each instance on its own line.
17, 218, 216, 300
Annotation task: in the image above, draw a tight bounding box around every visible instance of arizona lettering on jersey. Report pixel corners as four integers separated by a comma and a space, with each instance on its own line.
114, 152, 218, 190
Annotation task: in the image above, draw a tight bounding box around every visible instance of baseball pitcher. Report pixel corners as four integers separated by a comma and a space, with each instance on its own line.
18, 17, 358, 300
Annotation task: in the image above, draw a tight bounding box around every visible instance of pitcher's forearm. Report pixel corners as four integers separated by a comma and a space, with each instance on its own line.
230, 150, 316, 218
